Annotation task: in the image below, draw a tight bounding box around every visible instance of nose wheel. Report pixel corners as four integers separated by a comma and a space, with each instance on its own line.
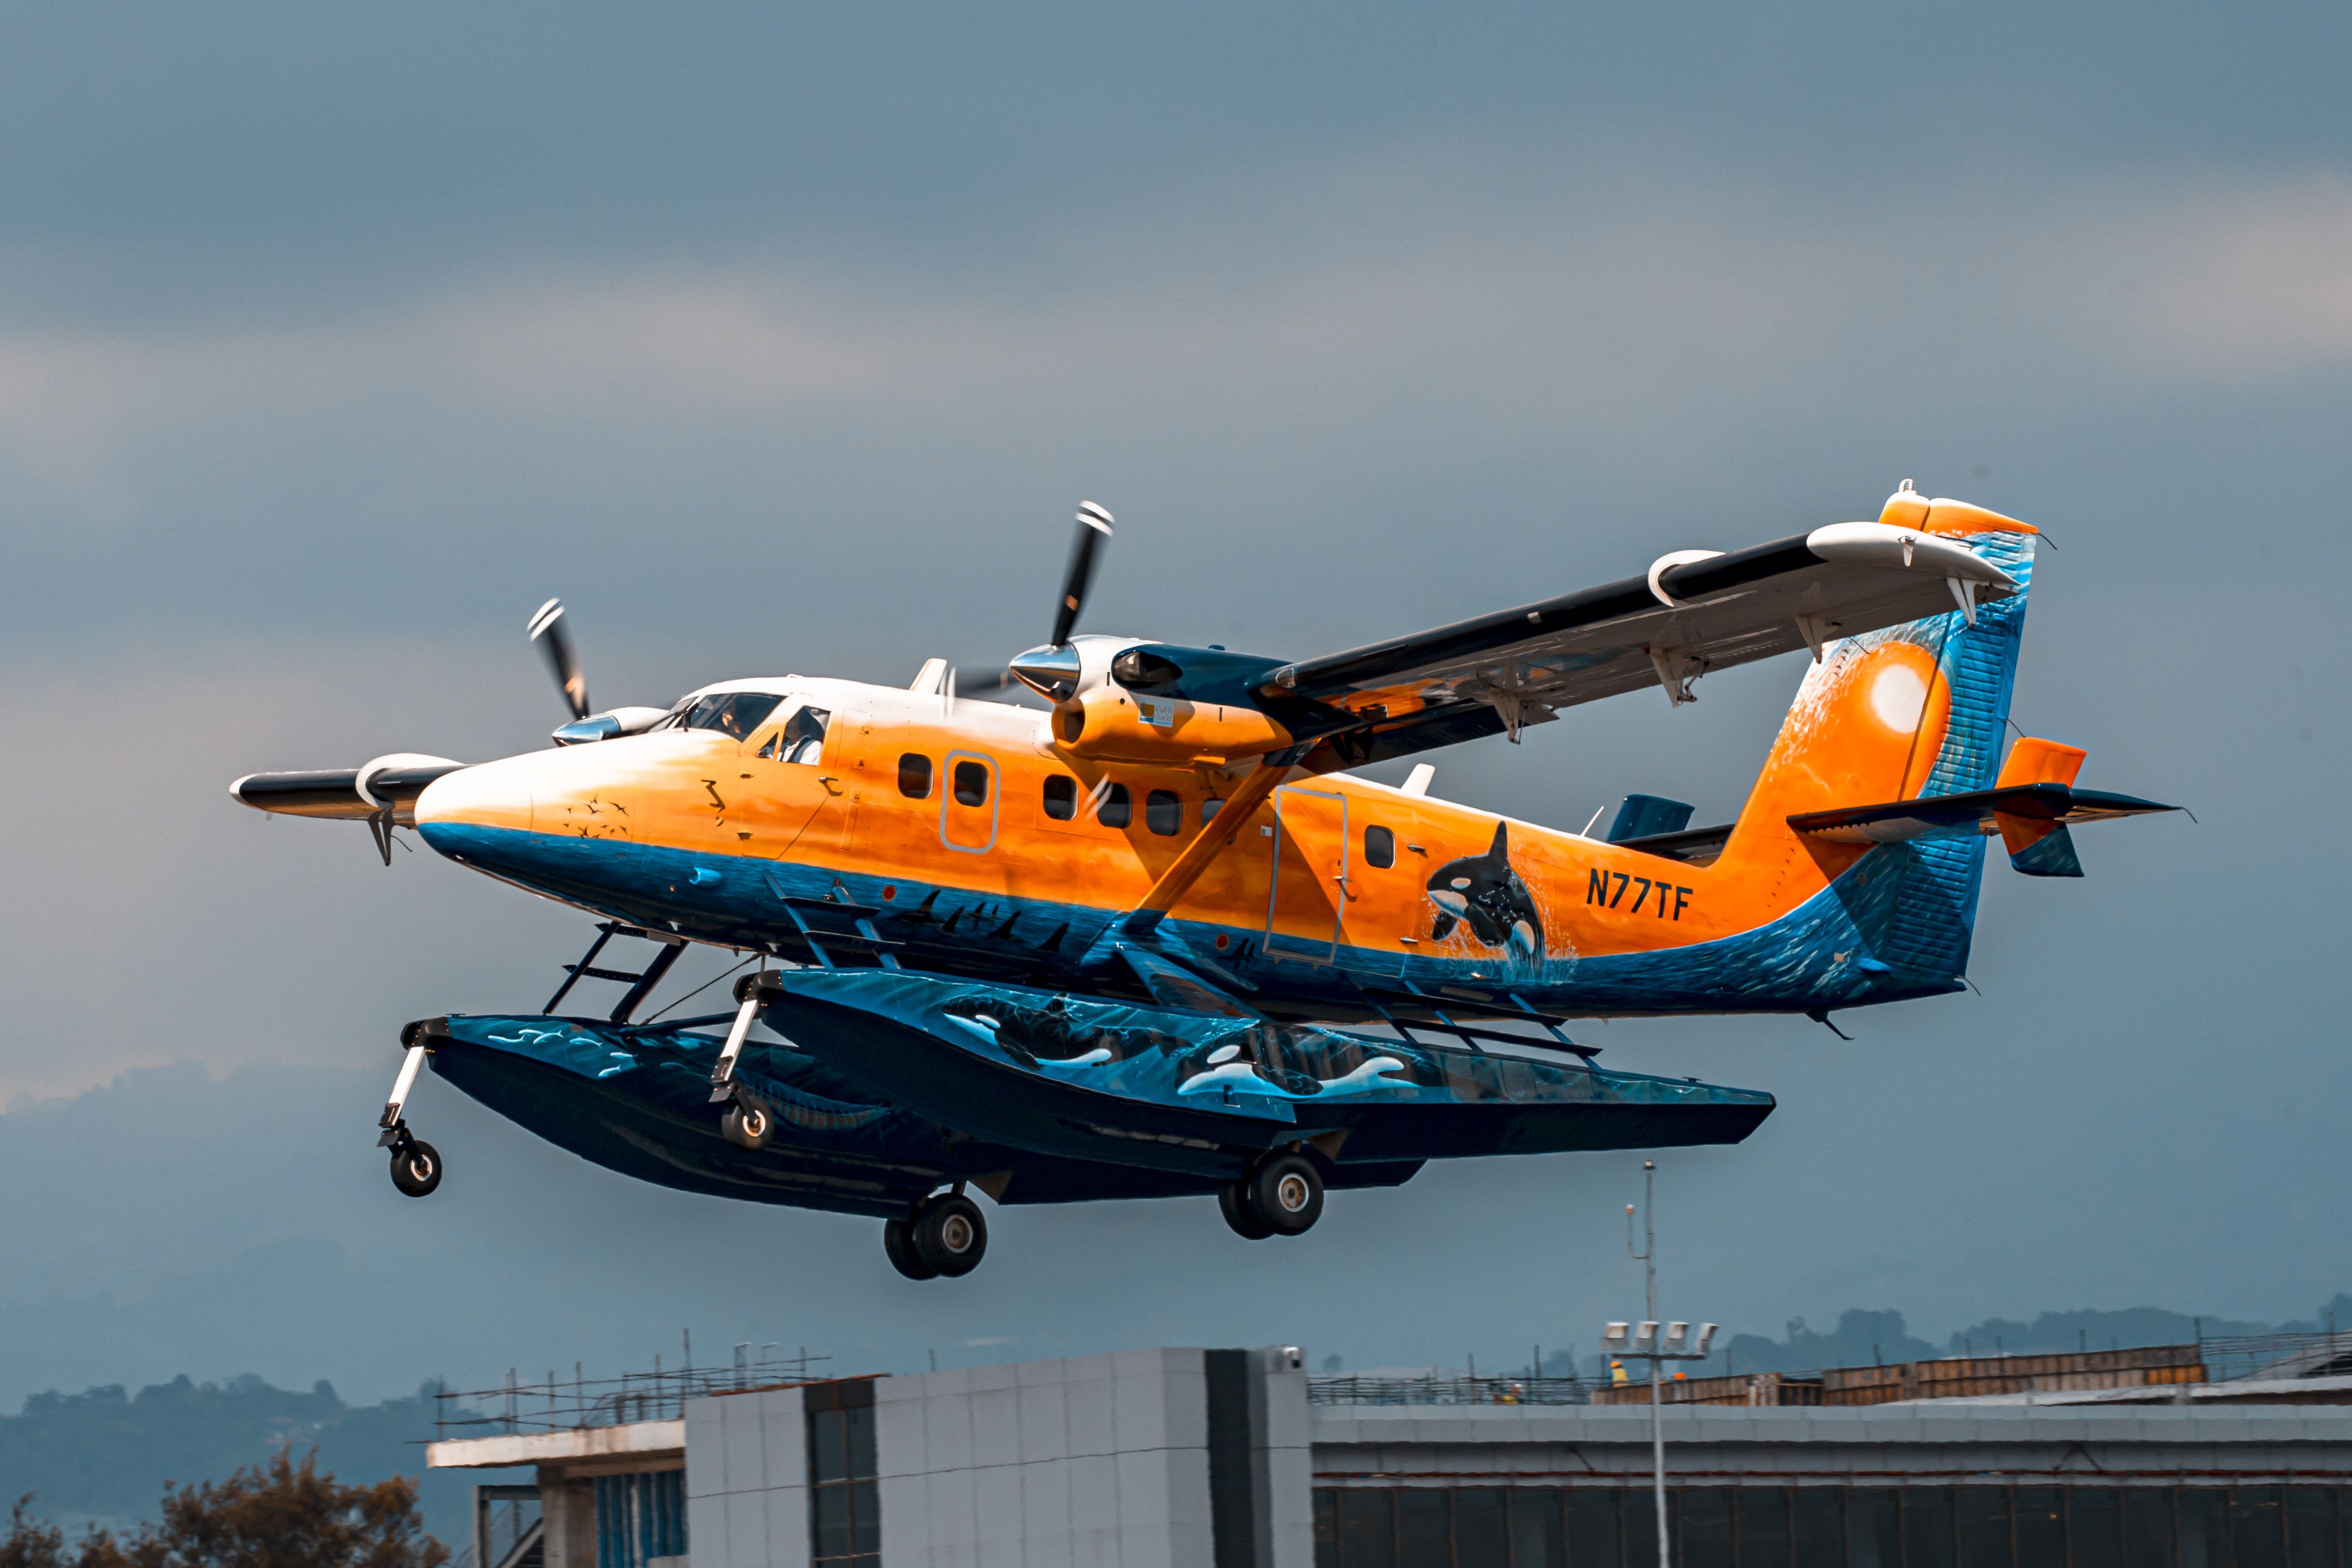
385, 1129, 442, 1197
376, 1032, 443, 1197
883, 1190, 989, 1280
1219, 1151, 1323, 1239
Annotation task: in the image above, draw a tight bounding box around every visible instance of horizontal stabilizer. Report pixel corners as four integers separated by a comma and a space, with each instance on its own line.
1788, 781, 2179, 847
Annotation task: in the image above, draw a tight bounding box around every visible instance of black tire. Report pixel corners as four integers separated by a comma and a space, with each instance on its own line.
1249, 1152, 1323, 1236
1218, 1180, 1274, 1240
721, 1101, 771, 1151
390, 1139, 441, 1198
913, 1193, 988, 1277
883, 1217, 938, 1281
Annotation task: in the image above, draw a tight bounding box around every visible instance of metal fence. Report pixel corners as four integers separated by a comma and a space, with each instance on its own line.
2199, 1327, 2352, 1384
1308, 1374, 1594, 1407
435, 1344, 834, 1436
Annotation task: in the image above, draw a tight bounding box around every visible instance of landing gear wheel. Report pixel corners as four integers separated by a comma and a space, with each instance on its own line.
389, 1138, 441, 1198
1218, 1180, 1274, 1240
913, 1193, 988, 1277
1249, 1152, 1323, 1236
721, 1100, 771, 1151
883, 1217, 938, 1281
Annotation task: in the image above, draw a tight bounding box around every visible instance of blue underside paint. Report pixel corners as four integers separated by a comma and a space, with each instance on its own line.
418, 817, 1974, 1019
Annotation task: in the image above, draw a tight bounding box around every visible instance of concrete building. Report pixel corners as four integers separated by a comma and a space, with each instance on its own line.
430, 1347, 2352, 1568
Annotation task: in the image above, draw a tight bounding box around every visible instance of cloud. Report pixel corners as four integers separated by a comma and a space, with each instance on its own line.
4, 156, 2348, 527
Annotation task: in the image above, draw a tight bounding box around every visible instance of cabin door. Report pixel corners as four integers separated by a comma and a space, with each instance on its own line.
1263, 786, 1348, 962
939, 750, 1000, 854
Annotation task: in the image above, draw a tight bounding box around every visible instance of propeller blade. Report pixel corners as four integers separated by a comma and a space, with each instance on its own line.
528, 598, 591, 720
1049, 501, 1114, 647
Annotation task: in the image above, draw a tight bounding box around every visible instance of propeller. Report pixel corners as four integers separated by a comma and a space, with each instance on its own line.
528, 598, 590, 721
1051, 501, 1114, 647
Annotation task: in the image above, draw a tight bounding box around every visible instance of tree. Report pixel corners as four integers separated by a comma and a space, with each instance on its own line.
2, 1450, 445, 1568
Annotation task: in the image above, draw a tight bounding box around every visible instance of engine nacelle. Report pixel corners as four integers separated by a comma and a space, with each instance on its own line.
1051, 685, 1292, 766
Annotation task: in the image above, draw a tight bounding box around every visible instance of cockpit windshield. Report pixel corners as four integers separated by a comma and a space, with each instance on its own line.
668, 691, 783, 740
758, 706, 829, 765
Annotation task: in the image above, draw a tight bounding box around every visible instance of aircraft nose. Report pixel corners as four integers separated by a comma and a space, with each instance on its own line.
413, 756, 538, 843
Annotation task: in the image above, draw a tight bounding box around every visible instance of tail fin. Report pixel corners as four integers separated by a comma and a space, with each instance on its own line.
1720, 485, 2038, 984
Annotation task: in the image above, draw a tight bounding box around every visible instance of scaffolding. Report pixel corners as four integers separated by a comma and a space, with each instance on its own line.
434, 1343, 834, 1436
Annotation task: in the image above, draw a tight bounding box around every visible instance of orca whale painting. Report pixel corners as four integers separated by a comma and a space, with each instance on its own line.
1425, 822, 1545, 960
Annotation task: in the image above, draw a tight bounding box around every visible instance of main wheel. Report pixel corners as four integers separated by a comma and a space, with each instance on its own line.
913, 1193, 988, 1277
883, 1217, 938, 1281
1249, 1152, 1323, 1236
721, 1100, 771, 1151
1218, 1180, 1274, 1240
389, 1139, 441, 1198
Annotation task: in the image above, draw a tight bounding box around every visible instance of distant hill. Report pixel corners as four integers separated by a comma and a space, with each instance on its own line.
0, 1373, 522, 1550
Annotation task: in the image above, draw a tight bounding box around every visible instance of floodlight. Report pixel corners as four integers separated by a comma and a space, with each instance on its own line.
1633, 1321, 1659, 1354
1664, 1321, 1690, 1353
1603, 1321, 1631, 1351
1696, 1323, 1718, 1356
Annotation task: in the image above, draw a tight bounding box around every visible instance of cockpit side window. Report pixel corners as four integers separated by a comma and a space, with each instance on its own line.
780, 707, 829, 764
674, 691, 783, 741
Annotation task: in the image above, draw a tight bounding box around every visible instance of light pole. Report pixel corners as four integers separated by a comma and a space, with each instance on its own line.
1603, 1160, 1717, 1568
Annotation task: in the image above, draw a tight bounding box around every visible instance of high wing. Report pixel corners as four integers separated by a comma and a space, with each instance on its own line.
1226, 489, 2033, 767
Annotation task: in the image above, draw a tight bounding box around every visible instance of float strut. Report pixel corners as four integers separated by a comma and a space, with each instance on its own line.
376, 1043, 428, 1147
710, 972, 783, 1102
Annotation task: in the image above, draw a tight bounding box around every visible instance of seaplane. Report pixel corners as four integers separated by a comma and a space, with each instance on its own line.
231, 484, 2172, 1279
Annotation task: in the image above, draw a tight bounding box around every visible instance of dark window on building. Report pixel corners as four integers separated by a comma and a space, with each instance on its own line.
1738, 1488, 1791, 1568
2177, 1488, 2227, 1567
806, 1382, 879, 1568
953, 760, 988, 807
591, 1471, 684, 1568
2069, 1488, 2123, 1568
1507, 1489, 1563, 1568
1791, 1488, 1842, 1564
1957, 1487, 2012, 1568
1567, 1489, 1622, 1567
1904, 1487, 1958, 1568
1043, 774, 1077, 820
2119, 1488, 2172, 1567
1364, 824, 1396, 868
2015, 1487, 2067, 1566
1146, 789, 1182, 836
1336, 1490, 1395, 1568
1097, 782, 1132, 828
2232, 1487, 2287, 1568
1849, 1489, 1901, 1568
898, 753, 932, 799
1680, 1487, 1732, 1568
1395, 1490, 1447, 1566
2287, 1486, 2337, 1568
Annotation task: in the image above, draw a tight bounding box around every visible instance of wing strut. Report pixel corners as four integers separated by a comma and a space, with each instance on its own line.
1118, 753, 1298, 934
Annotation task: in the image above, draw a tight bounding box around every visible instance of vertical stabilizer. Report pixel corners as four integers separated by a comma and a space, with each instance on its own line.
1718, 486, 2039, 985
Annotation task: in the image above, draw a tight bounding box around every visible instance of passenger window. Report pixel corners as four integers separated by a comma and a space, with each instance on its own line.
1042, 775, 1077, 821
1097, 782, 1132, 829
1365, 824, 1396, 868
1201, 798, 1223, 822
953, 760, 989, 807
1146, 789, 1182, 836
779, 707, 829, 765
898, 753, 932, 799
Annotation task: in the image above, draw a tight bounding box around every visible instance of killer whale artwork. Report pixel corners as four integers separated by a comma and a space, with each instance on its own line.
1425, 821, 1545, 959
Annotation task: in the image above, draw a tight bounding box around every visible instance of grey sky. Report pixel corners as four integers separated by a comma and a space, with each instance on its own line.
0, 2, 2345, 1408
